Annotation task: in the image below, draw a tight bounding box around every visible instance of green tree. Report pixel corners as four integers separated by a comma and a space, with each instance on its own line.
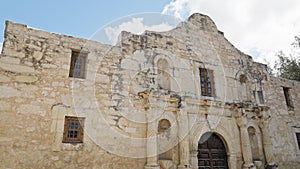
274, 36, 300, 81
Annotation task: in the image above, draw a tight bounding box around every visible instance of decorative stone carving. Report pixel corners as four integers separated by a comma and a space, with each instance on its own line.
145, 119, 159, 169
258, 118, 278, 169
1, 13, 300, 169
237, 117, 256, 169
178, 110, 190, 169
159, 160, 175, 169
138, 90, 151, 110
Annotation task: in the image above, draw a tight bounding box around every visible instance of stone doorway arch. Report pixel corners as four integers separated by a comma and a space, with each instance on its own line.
198, 132, 228, 169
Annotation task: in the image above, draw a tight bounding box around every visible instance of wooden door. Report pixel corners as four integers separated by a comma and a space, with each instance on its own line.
198, 133, 228, 169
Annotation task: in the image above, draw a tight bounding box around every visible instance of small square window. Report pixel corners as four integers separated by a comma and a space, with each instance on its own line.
199, 68, 214, 97
63, 116, 85, 143
69, 50, 87, 78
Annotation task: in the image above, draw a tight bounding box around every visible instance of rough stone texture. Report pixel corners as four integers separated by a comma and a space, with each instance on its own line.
0, 13, 299, 169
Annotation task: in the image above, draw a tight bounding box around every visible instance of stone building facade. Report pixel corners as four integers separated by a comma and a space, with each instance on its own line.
0, 13, 299, 169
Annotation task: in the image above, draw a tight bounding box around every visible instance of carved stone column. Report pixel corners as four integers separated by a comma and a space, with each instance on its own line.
190, 150, 198, 169
256, 132, 264, 161
237, 117, 256, 169
227, 153, 237, 169
145, 119, 160, 169
178, 110, 190, 169
259, 120, 278, 169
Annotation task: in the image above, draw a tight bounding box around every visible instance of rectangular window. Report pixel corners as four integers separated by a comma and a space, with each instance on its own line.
283, 87, 293, 110
257, 91, 264, 104
296, 133, 300, 149
63, 116, 84, 143
253, 91, 256, 101
200, 68, 214, 96
69, 50, 87, 78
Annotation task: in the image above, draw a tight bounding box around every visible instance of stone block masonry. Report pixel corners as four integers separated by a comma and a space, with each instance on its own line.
0, 13, 300, 169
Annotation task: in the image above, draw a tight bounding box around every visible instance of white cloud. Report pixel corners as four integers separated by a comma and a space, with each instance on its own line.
104, 17, 175, 44
0, 42, 2, 54
162, 0, 300, 67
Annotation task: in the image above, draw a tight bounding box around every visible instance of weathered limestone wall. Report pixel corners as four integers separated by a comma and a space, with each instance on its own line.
118, 14, 271, 169
0, 21, 145, 168
0, 13, 300, 169
264, 77, 300, 169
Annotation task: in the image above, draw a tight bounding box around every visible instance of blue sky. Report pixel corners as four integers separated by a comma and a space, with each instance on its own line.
1, 0, 299, 66
0, 0, 171, 42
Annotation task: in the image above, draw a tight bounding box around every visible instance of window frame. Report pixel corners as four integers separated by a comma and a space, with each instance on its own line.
199, 68, 214, 97
157, 58, 171, 90
63, 116, 85, 143
257, 91, 264, 104
296, 133, 300, 150
69, 50, 87, 79
283, 87, 294, 110
292, 127, 300, 154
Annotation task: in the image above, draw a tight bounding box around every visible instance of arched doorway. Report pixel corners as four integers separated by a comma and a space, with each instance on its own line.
198, 133, 228, 169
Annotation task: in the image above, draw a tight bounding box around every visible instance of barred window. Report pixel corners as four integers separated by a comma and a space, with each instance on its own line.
69, 51, 87, 78
200, 68, 214, 96
63, 116, 84, 143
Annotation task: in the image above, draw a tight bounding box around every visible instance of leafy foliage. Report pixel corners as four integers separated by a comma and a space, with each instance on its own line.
274, 36, 300, 81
